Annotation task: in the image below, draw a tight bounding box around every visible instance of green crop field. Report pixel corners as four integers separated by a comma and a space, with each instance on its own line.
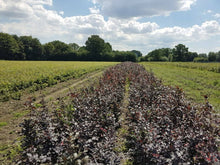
0, 61, 118, 101
155, 62, 220, 73
141, 62, 220, 111
0, 62, 219, 164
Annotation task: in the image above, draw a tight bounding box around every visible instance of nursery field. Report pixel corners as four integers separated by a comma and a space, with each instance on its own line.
15, 62, 219, 164
154, 62, 220, 73
0, 62, 219, 164
141, 62, 220, 111
0, 61, 118, 101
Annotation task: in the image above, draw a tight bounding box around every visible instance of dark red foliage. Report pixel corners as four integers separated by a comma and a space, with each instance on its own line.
18, 62, 219, 164
127, 63, 219, 164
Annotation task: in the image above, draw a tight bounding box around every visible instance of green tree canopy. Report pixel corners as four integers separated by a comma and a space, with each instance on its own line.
208, 52, 217, 62
114, 51, 137, 62
19, 36, 43, 60
49, 40, 71, 55
187, 52, 198, 61
43, 40, 73, 60
103, 42, 112, 53
198, 53, 207, 58
85, 35, 106, 61
0, 32, 20, 60
216, 51, 220, 62
12, 35, 26, 60
43, 42, 55, 59
172, 44, 189, 62
131, 50, 142, 57
68, 43, 80, 51
145, 48, 171, 61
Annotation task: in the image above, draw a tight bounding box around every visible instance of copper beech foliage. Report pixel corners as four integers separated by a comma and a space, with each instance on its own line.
19, 62, 219, 164
127, 63, 219, 164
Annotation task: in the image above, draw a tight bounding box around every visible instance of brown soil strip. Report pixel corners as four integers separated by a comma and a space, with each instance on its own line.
115, 78, 132, 165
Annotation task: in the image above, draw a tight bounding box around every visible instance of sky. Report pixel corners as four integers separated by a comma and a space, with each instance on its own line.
0, 0, 220, 55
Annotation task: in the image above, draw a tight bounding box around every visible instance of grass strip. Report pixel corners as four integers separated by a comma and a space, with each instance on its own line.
115, 78, 133, 165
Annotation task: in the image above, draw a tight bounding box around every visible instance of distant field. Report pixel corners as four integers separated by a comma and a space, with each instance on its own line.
157, 62, 220, 73
0, 61, 118, 101
141, 62, 220, 111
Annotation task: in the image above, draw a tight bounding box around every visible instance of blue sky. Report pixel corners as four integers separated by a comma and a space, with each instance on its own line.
0, 0, 220, 54
52, 0, 94, 17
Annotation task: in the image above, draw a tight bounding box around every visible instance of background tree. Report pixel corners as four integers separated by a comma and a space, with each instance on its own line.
125, 51, 137, 62
43, 42, 55, 59
1, 32, 218, 62
85, 35, 106, 61
103, 42, 112, 53
216, 51, 220, 62
44, 40, 73, 60
102, 52, 114, 61
160, 48, 172, 58
114, 51, 137, 62
172, 44, 189, 61
77, 46, 89, 61
19, 36, 43, 60
145, 48, 171, 61
68, 43, 80, 51
149, 49, 162, 61
0, 32, 20, 60
114, 51, 126, 62
193, 57, 208, 62
193, 53, 208, 62
131, 50, 142, 57
187, 52, 198, 61
101, 42, 113, 61
168, 53, 173, 62
198, 53, 207, 58
208, 52, 217, 62
12, 35, 26, 60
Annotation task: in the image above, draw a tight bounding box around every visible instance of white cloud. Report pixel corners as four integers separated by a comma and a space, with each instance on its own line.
32, 5, 64, 25
0, 0, 33, 18
0, 0, 219, 54
156, 21, 220, 37
200, 20, 220, 34
89, 6, 100, 14
107, 18, 159, 34
203, 10, 213, 15
91, 0, 197, 18
179, 0, 196, 10
59, 11, 64, 15
27, 0, 52, 6
64, 14, 106, 34
207, 10, 212, 14
103, 20, 220, 53
0, 0, 52, 19
214, 13, 220, 18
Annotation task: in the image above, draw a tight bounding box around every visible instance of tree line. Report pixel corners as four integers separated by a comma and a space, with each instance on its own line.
141, 44, 220, 62
0, 32, 137, 62
1, 32, 219, 62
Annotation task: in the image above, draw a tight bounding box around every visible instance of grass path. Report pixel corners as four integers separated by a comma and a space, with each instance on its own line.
115, 78, 132, 165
